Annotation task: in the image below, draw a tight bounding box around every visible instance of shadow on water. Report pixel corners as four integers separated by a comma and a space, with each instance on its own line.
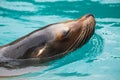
19, 33, 104, 78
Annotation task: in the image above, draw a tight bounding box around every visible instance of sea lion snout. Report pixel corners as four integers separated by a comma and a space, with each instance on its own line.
76, 14, 96, 28
64, 14, 95, 32
78, 14, 95, 22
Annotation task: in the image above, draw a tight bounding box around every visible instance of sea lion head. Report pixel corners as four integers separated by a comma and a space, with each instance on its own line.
31, 14, 96, 58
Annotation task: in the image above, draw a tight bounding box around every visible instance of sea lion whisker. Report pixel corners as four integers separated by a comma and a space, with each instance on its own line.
70, 24, 92, 52
66, 30, 85, 52
70, 31, 86, 51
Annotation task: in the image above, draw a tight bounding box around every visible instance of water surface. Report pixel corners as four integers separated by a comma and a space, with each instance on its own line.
0, 0, 120, 80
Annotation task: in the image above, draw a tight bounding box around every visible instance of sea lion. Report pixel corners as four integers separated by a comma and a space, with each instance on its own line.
0, 14, 96, 67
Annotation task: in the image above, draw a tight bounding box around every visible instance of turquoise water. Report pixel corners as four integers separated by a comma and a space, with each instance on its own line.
0, 0, 120, 80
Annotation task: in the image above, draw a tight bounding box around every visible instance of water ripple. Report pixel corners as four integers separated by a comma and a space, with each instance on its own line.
91, 0, 120, 4
37, 34, 104, 73
96, 18, 120, 23
0, 0, 37, 12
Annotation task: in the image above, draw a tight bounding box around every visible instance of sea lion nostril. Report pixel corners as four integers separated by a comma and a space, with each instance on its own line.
86, 14, 94, 18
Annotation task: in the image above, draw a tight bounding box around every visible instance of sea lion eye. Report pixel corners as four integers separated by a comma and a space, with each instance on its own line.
62, 30, 69, 37
56, 30, 69, 40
